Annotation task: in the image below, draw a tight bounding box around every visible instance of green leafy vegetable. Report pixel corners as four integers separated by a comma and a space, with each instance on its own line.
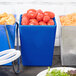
46, 67, 70, 76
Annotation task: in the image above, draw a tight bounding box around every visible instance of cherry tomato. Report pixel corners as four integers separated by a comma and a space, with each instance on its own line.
27, 9, 37, 19
36, 9, 44, 21
27, 9, 36, 13
44, 11, 50, 16
30, 19, 38, 23
29, 19, 38, 25
36, 13, 44, 21
43, 16, 50, 22
27, 12, 37, 19
29, 22, 35, 25
36, 9, 43, 14
22, 13, 27, 18
49, 12, 55, 18
21, 16, 29, 25
39, 21, 46, 25
47, 19, 54, 25
44, 11, 55, 18
29, 22, 38, 25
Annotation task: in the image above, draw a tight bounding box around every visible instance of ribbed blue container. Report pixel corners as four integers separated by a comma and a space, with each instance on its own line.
0, 16, 16, 65
19, 15, 57, 66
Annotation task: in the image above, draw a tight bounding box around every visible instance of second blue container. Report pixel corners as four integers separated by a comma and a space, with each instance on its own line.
19, 15, 57, 66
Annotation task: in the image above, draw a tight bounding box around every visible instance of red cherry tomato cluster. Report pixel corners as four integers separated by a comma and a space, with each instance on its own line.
21, 9, 55, 25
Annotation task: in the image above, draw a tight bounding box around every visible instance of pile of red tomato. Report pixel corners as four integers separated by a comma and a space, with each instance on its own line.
21, 9, 55, 25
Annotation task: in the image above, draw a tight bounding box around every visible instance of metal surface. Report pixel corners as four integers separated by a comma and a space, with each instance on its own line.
12, 22, 20, 74
60, 25, 76, 66
4, 24, 11, 49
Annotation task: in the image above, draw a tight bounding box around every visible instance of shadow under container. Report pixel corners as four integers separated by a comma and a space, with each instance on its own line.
0, 18, 16, 65
60, 22, 76, 66
19, 15, 57, 66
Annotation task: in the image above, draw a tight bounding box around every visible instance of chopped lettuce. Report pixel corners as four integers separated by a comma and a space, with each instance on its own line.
46, 67, 70, 76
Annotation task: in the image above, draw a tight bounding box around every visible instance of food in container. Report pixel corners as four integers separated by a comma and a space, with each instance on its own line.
60, 13, 76, 26
37, 67, 76, 76
21, 9, 55, 25
59, 13, 76, 66
0, 12, 16, 65
19, 9, 56, 66
0, 12, 15, 25
46, 67, 76, 76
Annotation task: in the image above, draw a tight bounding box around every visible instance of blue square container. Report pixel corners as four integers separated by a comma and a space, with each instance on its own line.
0, 16, 16, 65
19, 15, 57, 66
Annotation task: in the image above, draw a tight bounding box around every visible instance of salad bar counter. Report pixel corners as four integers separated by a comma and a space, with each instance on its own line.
0, 8, 76, 76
